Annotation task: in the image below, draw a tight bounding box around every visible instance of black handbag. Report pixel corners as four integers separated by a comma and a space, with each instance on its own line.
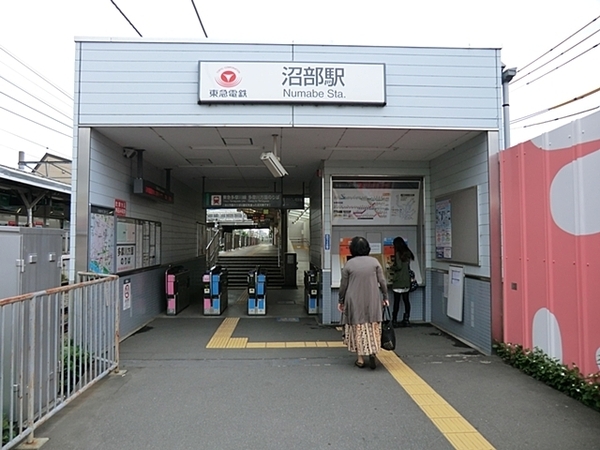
381, 306, 396, 351
409, 269, 418, 292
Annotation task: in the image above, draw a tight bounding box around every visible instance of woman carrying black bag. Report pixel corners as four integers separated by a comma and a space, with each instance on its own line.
391, 237, 415, 327
337, 236, 389, 370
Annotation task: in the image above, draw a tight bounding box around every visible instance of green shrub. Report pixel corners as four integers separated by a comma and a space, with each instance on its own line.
494, 342, 600, 411
62, 340, 91, 393
2, 413, 12, 445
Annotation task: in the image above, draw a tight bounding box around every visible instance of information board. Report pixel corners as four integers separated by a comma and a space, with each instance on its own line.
332, 180, 420, 226
89, 206, 115, 274
435, 186, 479, 265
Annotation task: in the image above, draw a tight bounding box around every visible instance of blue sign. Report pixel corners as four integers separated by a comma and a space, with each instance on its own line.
324, 234, 331, 250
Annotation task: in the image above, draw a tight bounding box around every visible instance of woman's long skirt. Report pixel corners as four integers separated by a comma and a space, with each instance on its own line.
343, 322, 381, 355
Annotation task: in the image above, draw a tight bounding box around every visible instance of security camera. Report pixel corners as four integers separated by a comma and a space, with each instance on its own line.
123, 148, 137, 159
260, 152, 288, 177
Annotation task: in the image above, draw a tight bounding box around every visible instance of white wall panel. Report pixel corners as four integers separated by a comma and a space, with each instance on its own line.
89, 130, 203, 264
76, 40, 501, 131
428, 133, 490, 277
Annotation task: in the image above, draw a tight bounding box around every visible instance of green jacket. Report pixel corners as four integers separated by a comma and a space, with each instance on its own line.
391, 254, 410, 289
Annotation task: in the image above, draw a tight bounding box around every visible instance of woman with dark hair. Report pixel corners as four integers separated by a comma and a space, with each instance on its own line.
337, 236, 389, 370
391, 236, 415, 327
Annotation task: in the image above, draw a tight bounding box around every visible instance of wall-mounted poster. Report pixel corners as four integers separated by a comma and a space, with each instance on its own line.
332, 180, 420, 226
383, 237, 395, 284
116, 216, 161, 272
435, 199, 452, 259
89, 206, 115, 274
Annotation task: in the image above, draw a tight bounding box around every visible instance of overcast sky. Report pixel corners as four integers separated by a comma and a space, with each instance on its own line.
1, 0, 599, 169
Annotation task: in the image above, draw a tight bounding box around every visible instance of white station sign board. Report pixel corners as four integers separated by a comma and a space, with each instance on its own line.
199, 61, 386, 105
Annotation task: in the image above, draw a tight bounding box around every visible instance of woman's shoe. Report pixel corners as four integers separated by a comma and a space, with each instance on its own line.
392, 321, 401, 328
368, 354, 376, 370
355, 360, 365, 368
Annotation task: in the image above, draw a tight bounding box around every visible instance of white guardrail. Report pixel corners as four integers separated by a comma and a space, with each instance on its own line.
1, 273, 120, 449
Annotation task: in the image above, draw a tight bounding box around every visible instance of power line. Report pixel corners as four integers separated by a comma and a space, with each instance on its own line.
516, 14, 600, 74
0, 105, 72, 138
0, 45, 73, 101
510, 28, 600, 85
0, 127, 68, 153
0, 91, 72, 130
516, 105, 600, 129
515, 41, 599, 87
191, 0, 209, 38
0, 74, 72, 123
511, 86, 600, 124
110, 0, 143, 37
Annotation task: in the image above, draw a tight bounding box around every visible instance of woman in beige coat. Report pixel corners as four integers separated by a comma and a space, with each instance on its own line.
337, 236, 389, 369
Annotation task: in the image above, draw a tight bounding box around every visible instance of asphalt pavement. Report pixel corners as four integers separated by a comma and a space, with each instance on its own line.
32, 287, 600, 450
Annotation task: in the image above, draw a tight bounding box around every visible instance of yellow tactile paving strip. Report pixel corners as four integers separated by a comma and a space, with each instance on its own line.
206, 317, 345, 349
206, 318, 494, 450
377, 350, 495, 449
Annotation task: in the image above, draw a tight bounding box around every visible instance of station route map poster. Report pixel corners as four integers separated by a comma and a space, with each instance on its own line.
332, 181, 419, 225
435, 199, 452, 259
89, 206, 115, 274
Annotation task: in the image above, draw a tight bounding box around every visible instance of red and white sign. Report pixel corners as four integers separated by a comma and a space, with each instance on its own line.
123, 280, 131, 310
115, 199, 127, 217
211, 195, 222, 206
199, 61, 386, 106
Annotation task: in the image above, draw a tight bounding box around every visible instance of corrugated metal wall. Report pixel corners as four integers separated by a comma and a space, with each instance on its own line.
89, 130, 203, 264
501, 111, 600, 375
75, 40, 501, 130
428, 133, 493, 353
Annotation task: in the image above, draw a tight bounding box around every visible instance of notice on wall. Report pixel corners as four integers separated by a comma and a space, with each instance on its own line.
447, 265, 464, 322
332, 181, 419, 226
435, 199, 452, 259
116, 245, 136, 272
123, 279, 131, 311
89, 206, 115, 274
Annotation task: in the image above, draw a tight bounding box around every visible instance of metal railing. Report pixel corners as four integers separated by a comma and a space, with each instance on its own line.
1, 273, 119, 449
206, 227, 221, 268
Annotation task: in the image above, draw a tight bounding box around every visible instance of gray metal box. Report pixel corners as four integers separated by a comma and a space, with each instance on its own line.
0, 226, 64, 299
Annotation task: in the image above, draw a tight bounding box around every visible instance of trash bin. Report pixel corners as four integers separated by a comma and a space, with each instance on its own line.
165, 265, 191, 315
284, 252, 297, 288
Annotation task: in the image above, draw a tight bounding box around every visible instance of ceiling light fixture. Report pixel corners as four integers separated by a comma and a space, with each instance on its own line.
261, 134, 288, 177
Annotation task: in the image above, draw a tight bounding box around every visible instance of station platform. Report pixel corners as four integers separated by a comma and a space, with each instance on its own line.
34, 284, 600, 450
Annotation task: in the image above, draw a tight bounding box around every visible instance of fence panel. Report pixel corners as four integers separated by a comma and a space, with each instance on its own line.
1, 273, 119, 449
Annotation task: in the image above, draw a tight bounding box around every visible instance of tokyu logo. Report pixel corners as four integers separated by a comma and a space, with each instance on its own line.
215, 67, 242, 87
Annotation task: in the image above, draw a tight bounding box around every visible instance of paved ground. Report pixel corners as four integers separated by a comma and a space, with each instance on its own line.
32, 286, 600, 450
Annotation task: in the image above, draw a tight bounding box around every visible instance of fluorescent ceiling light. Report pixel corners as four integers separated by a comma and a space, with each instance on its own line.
189, 145, 262, 150
260, 152, 288, 177
324, 147, 391, 151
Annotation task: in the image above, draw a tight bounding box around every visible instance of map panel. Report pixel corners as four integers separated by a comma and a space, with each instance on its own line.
332, 181, 420, 225
89, 206, 115, 274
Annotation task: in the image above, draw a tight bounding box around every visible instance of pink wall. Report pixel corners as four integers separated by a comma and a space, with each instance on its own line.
500, 120, 600, 376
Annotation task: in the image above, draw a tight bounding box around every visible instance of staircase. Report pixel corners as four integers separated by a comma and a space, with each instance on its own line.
216, 254, 285, 289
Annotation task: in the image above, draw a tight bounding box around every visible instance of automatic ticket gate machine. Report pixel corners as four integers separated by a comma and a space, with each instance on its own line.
203, 265, 228, 315
247, 267, 267, 315
165, 265, 191, 315
304, 269, 320, 315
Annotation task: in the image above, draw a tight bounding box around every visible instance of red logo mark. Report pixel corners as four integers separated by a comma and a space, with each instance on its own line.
215, 67, 242, 87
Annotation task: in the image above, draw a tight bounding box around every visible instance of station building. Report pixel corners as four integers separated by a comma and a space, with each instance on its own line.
71, 38, 506, 354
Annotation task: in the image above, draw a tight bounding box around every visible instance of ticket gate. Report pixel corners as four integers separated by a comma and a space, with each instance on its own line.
247, 267, 267, 315
304, 269, 320, 315
203, 265, 228, 315
165, 265, 191, 315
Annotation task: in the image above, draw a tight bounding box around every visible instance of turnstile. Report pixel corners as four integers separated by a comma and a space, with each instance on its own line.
203, 265, 228, 315
165, 265, 191, 315
304, 269, 320, 315
247, 267, 267, 315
